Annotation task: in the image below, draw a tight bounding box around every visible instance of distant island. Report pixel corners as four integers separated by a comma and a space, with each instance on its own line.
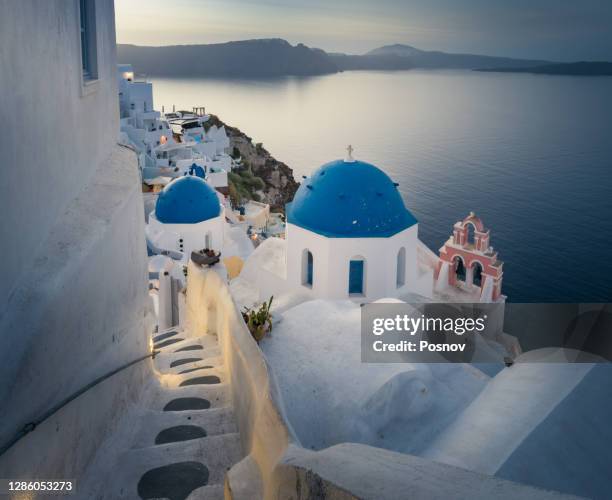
475, 61, 612, 76
117, 39, 611, 78
117, 39, 336, 77
343, 44, 549, 70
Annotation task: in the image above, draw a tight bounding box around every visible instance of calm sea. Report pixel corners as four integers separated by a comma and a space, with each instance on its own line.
150, 70, 612, 302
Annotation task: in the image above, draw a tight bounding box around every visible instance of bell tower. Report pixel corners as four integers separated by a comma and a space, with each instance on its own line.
435, 212, 504, 302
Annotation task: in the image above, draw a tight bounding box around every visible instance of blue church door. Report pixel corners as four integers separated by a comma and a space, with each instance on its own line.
349, 260, 364, 295
306, 251, 313, 286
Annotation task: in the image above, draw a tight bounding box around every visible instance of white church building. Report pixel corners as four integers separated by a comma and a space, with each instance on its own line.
243, 150, 433, 303
146, 175, 225, 260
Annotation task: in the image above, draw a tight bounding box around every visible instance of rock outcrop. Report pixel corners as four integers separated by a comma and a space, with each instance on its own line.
206, 115, 299, 211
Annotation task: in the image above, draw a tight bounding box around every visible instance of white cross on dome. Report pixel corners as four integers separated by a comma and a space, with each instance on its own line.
345, 144, 355, 163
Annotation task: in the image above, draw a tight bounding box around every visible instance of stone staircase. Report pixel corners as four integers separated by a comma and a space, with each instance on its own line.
79, 327, 244, 500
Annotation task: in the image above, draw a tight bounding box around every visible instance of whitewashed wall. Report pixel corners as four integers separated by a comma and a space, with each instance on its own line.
127, 81, 154, 113
285, 223, 422, 302
0, 0, 150, 481
0, 0, 120, 308
147, 211, 225, 257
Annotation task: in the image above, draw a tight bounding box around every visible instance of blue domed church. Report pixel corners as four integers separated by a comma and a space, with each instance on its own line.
284, 150, 431, 301
146, 175, 224, 260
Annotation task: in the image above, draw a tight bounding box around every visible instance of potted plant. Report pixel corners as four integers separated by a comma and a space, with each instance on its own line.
242, 296, 273, 342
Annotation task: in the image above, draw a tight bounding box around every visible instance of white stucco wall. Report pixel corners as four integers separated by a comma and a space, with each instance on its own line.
285, 223, 421, 302
0, 145, 151, 479
0, 0, 151, 480
146, 211, 225, 257
126, 81, 154, 113
207, 170, 229, 189
0, 0, 121, 309
194, 140, 218, 159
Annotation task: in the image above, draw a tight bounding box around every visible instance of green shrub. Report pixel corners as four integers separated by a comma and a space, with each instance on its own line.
228, 169, 266, 205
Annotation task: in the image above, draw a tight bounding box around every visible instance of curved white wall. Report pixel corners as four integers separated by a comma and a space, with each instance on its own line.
0, 0, 151, 481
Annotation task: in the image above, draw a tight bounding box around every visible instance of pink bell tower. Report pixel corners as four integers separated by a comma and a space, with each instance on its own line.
435, 212, 504, 302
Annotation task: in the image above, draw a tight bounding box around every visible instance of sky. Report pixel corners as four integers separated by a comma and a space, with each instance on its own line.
115, 0, 612, 61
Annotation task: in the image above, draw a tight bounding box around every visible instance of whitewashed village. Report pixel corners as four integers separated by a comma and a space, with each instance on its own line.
1, 2, 610, 500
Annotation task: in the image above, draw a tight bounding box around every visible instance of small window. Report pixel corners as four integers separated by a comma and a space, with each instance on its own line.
79, 0, 98, 80
396, 247, 406, 288
349, 259, 365, 295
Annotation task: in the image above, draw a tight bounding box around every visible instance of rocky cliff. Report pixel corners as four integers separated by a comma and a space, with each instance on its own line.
205, 115, 299, 211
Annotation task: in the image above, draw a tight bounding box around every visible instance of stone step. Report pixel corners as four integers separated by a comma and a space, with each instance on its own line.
156, 366, 226, 390
153, 326, 184, 341
186, 483, 225, 500
132, 407, 239, 448
154, 334, 219, 353
154, 346, 222, 372
160, 356, 225, 376
79, 327, 243, 500
152, 328, 182, 344
173, 360, 224, 375
151, 383, 233, 412
99, 433, 242, 499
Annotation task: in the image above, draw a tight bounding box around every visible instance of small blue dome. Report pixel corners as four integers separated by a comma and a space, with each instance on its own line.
155, 176, 221, 224
286, 159, 417, 237
188, 164, 206, 178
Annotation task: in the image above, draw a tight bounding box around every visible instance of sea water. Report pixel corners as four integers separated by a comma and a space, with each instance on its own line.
151, 70, 612, 302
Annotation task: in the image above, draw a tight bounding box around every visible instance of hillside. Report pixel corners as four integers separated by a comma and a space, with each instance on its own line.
329, 53, 414, 71
117, 39, 337, 77
364, 44, 550, 69
118, 39, 609, 77
204, 115, 299, 211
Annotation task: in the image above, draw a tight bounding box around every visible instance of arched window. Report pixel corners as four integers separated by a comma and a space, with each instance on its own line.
349, 257, 365, 295
396, 247, 406, 288
472, 262, 483, 287
302, 249, 313, 287
453, 256, 466, 282
466, 222, 476, 246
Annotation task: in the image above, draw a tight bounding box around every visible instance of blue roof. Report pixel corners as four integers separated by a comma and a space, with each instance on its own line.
286, 159, 417, 238
155, 176, 221, 224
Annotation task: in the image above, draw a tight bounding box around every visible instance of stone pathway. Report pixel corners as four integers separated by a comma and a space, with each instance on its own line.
79, 327, 243, 499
